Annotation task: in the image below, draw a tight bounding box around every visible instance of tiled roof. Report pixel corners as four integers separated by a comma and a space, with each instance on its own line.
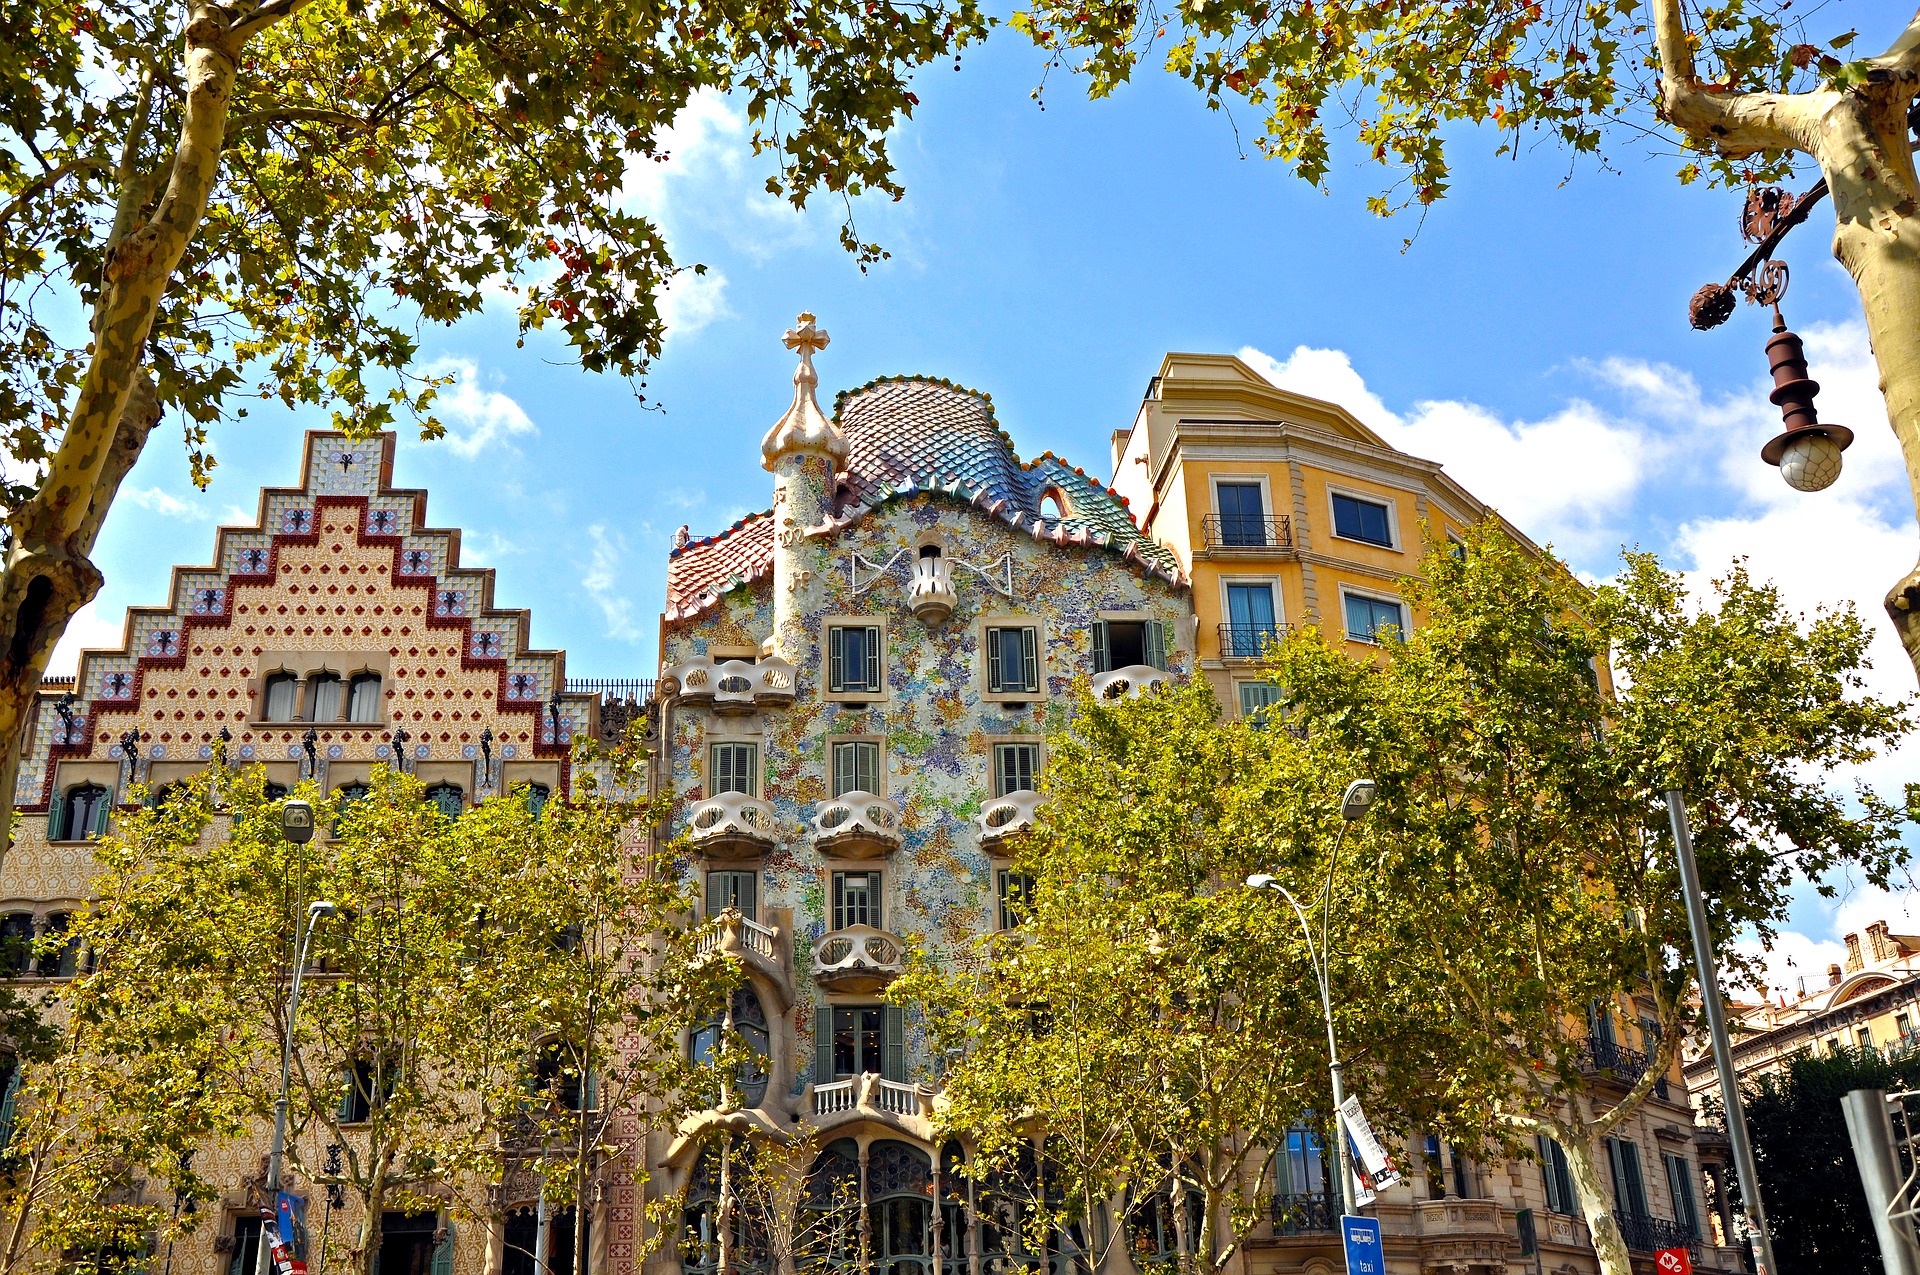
665, 378, 1184, 622
664, 511, 775, 622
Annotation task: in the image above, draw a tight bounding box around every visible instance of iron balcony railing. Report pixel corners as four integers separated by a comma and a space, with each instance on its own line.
1269, 1191, 1337, 1236
565, 677, 656, 702
1217, 623, 1289, 661
1613, 1211, 1696, 1254
1574, 1038, 1670, 1101
1202, 514, 1293, 550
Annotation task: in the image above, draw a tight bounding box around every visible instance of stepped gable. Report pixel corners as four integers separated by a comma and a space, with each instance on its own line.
662, 377, 1184, 623
664, 511, 776, 623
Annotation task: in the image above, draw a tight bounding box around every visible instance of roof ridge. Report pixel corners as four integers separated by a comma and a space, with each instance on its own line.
670, 508, 773, 559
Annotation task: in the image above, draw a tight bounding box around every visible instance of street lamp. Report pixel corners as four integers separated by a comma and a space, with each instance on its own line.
1248, 777, 1378, 1218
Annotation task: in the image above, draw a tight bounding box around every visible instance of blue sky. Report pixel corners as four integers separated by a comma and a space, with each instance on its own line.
57, 0, 1915, 986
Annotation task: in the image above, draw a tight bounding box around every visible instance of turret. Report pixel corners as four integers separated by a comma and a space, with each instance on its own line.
761, 313, 847, 662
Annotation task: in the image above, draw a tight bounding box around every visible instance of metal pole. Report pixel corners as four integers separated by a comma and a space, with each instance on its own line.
258, 903, 331, 1275
535, 1180, 551, 1275
1842, 1089, 1920, 1275
1272, 874, 1356, 1216
1665, 789, 1780, 1275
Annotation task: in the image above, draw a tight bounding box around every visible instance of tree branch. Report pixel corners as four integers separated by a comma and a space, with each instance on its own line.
1868, 8, 1920, 75
228, 0, 320, 41
1647, 0, 1817, 157
0, 161, 112, 230
224, 107, 376, 142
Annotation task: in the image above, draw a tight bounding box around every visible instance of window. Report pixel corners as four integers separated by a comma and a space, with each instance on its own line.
1092, 619, 1166, 672
1828, 1035, 1843, 1054
690, 988, 771, 1107
1274, 1126, 1330, 1233
1420, 1135, 1444, 1198
306, 672, 343, 722
1900, 1012, 1914, 1043
996, 870, 1033, 930
1664, 1153, 1700, 1237
1860, 1025, 1876, 1049
822, 1005, 904, 1081
992, 743, 1040, 797
1450, 1144, 1474, 1199
1238, 682, 1286, 721
1215, 482, 1266, 546
0, 1058, 21, 1153
424, 782, 464, 818
1224, 583, 1279, 656
710, 742, 759, 797
1538, 1137, 1577, 1215
707, 870, 758, 922
347, 673, 383, 723
228, 1217, 264, 1275
0, 915, 32, 976
1589, 1001, 1618, 1048
828, 624, 882, 695
831, 741, 881, 798
1343, 593, 1404, 644
523, 782, 551, 815
340, 1053, 400, 1124
375, 1212, 443, 1275
531, 1040, 588, 1111
1605, 1136, 1649, 1218
263, 673, 298, 722
50, 782, 111, 841
833, 871, 881, 931
986, 627, 1039, 696
1331, 492, 1394, 547
37, 913, 79, 979
264, 782, 289, 802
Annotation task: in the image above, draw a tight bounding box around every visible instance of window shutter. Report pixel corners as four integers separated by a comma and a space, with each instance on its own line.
90, 791, 111, 837
882, 1005, 905, 1082
1144, 621, 1167, 671
1668, 1156, 1697, 1232
864, 627, 881, 691
833, 744, 854, 797
737, 872, 757, 923
706, 873, 723, 917
987, 629, 1003, 692
1091, 621, 1110, 674
1536, 1138, 1557, 1213
45, 789, 64, 841
832, 874, 846, 932
856, 744, 876, 795
815, 1017, 834, 1085
337, 1070, 357, 1122
1621, 1141, 1647, 1216
1021, 628, 1038, 692
583, 1068, 598, 1112
829, 627, 845, 692
0, 1067, 21, 1151
431, 1221, 454, 1275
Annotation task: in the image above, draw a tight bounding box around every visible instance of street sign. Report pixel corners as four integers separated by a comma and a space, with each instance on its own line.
1655, 1248, 1692, 1275
1340, 1214, 1384, 1275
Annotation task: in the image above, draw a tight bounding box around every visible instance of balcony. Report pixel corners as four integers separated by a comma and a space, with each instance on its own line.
811, 791, 903, 858
1269, 1192, 1336, 1236
811, 1073, 933, 1122
1201, 514, 1293, 555
664, 656, 796, 713
685, 792, 779, 859
1415, 1200, 1511, 1268
1090, 665, 1175, 700
907, 555, 957, 625
978, 790, 1045, 850
810, 924, 907, 993
1574, 1037, 1672, 1102
1217, 624, 1289, 661
1614, 1211, 1696, 1255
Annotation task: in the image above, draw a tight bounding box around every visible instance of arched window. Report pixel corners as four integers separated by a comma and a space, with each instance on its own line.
690, 987, 770, 1107
871, 1141, 934, 1275
36, 913, 79, 979
682, 1141, 770, 1275
1125, 1176, 1205, 1269
797, 1140, 862, 1275
1039, 489, 1067, 520
918, 544, 942, 561
336, 782, 370, 806
347, 673, 383, 723
149, 781, 190, 811
531, 1039, 587, 1111
305, 672, 344, 722
263, 782, 289, 802
938, 1142, 971, 1268
262, 673, 298, 722
51, 782, 110, 841
424, 783, 464, 818
0, 915, 33, 977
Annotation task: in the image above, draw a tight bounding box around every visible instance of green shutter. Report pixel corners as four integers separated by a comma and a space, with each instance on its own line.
1021, 628, 1037, 693
739, 872, 757, 923
1537, 1137, 1560, 1214
431, 1221, 454, 1275
0, 1066, 22, 1151
864, 627, 882, 691
1145, 621, 1168, 670
91, 790, 112, 837
45, 789, 64, 841
986, 629, 1003, 692
829, 628, 845, 692
815, 1014, 835, 1085
337, 1069, 357, 1122
882, 1006, 905, 1082
706, 872, 722, 917
1091, 621, 1109, 674
831, 874, 845, 932
583, 1068, 597, 1112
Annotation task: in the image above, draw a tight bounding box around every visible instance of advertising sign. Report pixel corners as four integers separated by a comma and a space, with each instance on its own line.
1337, 1096, 1404, 1191
1655, 1248, 1692, 1275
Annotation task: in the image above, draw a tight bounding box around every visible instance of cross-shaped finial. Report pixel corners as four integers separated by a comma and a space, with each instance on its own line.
783, 312, 830, 357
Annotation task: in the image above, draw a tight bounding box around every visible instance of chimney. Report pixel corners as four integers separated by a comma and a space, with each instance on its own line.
1845, 932, 1864, 973
1828, 963, 1844, 987
1868, 920, 1896, 963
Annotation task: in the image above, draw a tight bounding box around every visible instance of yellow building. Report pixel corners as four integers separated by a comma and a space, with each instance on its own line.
1108, 352, 1522, 714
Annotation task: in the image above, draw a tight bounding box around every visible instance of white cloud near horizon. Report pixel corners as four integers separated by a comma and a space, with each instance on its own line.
121, 485, 212, 520
582, 523, 642, 643
424, 357, 539, 458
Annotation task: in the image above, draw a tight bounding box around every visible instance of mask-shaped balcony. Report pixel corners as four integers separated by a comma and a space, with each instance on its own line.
665, 656, 796, 714
977, 790, 1045, 851
907, 554, 956, 625
686, 792, 779, 859
811, 791, 903, 859
1090, 665, 1175, 701
811, 924, 907, 994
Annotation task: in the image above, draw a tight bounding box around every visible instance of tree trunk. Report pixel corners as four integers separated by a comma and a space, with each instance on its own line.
1558, 1129, 1631, 1275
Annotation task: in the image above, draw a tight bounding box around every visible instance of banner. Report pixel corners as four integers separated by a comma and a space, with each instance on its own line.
1337, 1096, 1404, 1191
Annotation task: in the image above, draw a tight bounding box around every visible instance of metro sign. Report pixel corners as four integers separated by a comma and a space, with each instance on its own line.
1655, 1248, 1692, 1275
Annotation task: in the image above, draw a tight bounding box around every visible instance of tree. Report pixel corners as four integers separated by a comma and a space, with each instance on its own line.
1262, 520, 1911, 1274
21, 750, 720, 1275
899, 680, 1454, 1275
1015, 0, 1920, 680
0, 0, 990, 871
1741, 1045, 1920, 1275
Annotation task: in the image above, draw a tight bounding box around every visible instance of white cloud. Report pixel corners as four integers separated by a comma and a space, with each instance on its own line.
46, 599, 129, 677
660, 267, 731, 341
121, 485, 211, 520
1240, 344, 1659, 555
424, 357, 538, 459
582, 524, 642, 643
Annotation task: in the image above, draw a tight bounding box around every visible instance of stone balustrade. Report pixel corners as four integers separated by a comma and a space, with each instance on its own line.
810, 1073, 932, 1121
